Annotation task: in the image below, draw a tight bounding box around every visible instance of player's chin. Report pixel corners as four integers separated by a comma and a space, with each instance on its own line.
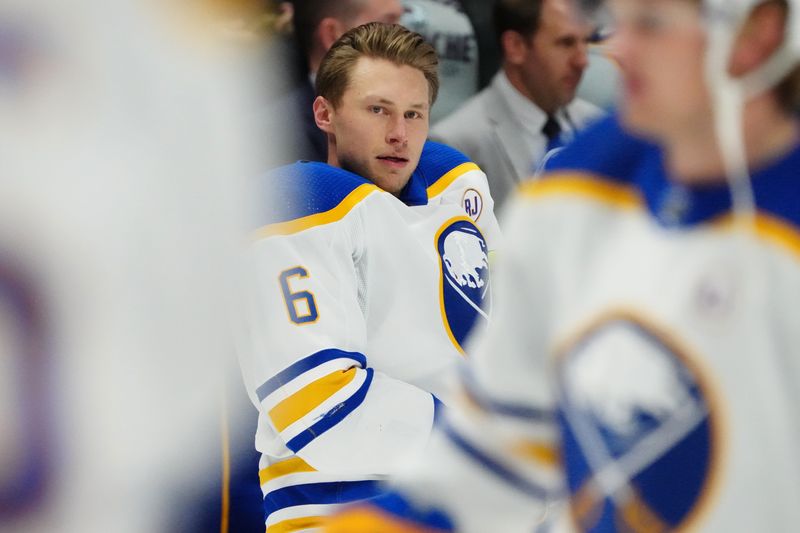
375, 170, 412, 196
618, 103, 660, 138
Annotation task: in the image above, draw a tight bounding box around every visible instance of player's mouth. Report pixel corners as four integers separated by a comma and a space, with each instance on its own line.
376, 155, 409, 168
564, 74, 581, 90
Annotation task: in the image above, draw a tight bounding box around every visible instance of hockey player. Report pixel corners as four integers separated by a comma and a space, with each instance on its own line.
325, 0, 800, 531
238, 22, 500, 532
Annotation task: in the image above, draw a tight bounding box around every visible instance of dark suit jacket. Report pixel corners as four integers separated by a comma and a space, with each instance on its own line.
458, 0, 500, 90
267, 79, 327, 166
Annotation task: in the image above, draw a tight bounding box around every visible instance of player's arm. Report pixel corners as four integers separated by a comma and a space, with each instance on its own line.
242, 217, 442, 476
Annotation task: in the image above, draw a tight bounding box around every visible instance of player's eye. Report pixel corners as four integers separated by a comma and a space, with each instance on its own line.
405, 110, 422, 120
369, 105, 384, 114
557, 36, 577, 48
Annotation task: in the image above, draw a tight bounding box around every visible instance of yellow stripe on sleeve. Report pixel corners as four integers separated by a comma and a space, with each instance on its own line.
510, 440, 561, 468
268, 367, 359, 432
255, 183, 379, 238
751, 213, 800, 260
714, 212, 800, 261
266, 516, 327, 533
518, 173, 642, 209
426, 162, 481, 199
326, 507, 447, 532
258, 456, 316, 486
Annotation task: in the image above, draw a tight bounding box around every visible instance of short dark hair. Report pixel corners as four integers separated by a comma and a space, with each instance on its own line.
291, 0, 365, 60
493, 0, 544, 50
316, 22, 440, 107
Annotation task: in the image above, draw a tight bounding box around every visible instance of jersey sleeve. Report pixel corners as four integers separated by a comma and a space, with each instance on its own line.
324, 196, 566, 532
240, 201, 441, 477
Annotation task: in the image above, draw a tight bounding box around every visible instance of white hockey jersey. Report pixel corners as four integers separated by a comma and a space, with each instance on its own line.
325, 115, 800, 533
239, 141, 499, 531
0, 1, 265, 531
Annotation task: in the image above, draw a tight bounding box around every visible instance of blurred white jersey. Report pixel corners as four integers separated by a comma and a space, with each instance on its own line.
0, 0, 264, 531
329, 115, 800, 533
239, 143, 499, 531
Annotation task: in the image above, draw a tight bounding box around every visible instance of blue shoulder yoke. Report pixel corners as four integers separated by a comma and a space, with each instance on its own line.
259, 161, 371, 227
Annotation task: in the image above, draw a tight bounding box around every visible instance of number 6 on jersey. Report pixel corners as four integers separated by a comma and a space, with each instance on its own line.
278, 267, 319, 325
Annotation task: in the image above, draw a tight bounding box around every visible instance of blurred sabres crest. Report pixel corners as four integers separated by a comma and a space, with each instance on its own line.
557, 316, 716, 531
435, 218, 491, 353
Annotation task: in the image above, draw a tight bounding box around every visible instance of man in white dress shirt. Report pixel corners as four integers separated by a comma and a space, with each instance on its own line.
431, 0, 604, 212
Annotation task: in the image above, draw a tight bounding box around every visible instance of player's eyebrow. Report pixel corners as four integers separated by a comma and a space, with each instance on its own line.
370, 97, 429, 110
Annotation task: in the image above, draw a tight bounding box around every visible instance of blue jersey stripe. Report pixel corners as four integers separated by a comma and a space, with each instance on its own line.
286, 368, 374, 452
442, 420, 552, 500
369, 491, 455, 531
263, 479, 383, 519
432, 394, 445, 422
462, 370, 555, 423
257, 349, 367, 402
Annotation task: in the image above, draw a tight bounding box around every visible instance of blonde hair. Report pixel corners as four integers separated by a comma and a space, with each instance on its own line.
316, 22, 439, 107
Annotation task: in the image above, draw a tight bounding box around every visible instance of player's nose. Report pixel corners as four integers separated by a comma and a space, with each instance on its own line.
386, 115, 408, 145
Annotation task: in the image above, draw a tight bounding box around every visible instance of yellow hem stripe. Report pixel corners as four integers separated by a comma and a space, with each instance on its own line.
269, 368, 359, 432
426, 162, 480, 199
518, 173, 642, 209
266, 516, 327, 533
258, 456, 316, 486
255, 183, 379, 238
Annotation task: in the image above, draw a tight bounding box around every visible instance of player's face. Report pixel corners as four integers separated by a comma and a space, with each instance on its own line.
349, 0, 405, 26
322, 57, 430, 195
608, 0, 711, 138
517, 0, 593, 114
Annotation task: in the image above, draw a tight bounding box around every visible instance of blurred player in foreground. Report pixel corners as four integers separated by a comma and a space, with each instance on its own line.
239, 22, 500, 533
325, 0, 800, 531
0, 0, 269, 531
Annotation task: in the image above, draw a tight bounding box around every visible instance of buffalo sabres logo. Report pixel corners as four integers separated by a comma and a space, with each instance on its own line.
556, 314, 717, 532
435, 217, 491, 353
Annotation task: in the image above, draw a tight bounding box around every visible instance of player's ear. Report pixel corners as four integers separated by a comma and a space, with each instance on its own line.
313, 96, 335, 134
501, 30, 529, 66
728, 1, 787, 77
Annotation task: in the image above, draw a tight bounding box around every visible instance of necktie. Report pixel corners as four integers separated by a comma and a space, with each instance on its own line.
542, 115, 562, 151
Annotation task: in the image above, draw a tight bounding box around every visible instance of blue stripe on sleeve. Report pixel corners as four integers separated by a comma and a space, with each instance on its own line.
370, 491, 455, 531
462, 369, 555, 423
263, 479, 383, 518
256, 348, 368, 401
286, 368, 375, 452
432, 394, 445, 423
442, 420, 552, 500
